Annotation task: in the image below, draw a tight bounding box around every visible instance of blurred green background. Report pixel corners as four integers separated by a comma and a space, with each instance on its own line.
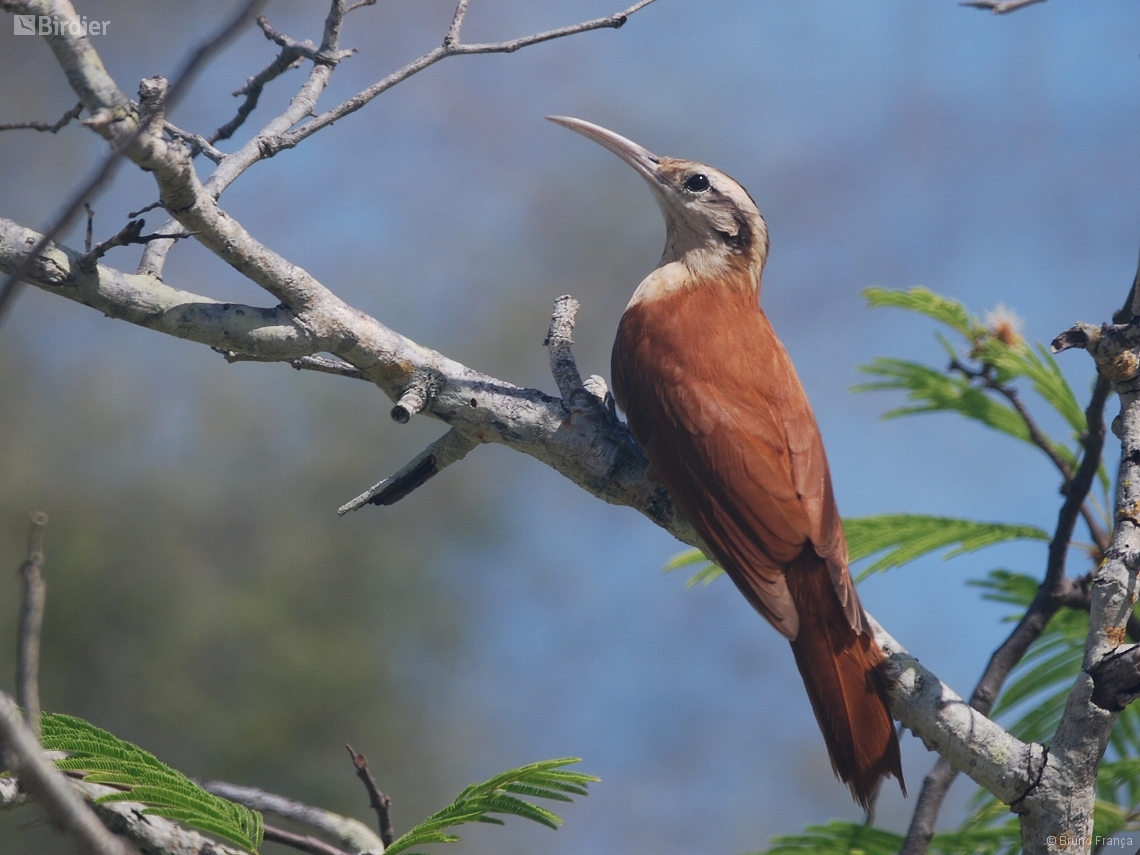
1, 1, 1138, 853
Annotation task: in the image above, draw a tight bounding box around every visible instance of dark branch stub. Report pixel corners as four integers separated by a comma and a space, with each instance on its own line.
212, 49, 306, 144
344, 745, 394, 847
1051, 324, 1097, 354
1090, 646, 1140, 712
391, 369, 443, 423
367, 456, 437, 506
338, 428, 479, 514
77, 220, 192, 273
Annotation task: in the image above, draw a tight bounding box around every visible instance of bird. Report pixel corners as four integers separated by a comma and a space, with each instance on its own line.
547, 115, 904, 808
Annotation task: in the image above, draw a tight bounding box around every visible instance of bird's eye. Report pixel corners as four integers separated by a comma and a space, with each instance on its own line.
684, 173, 711, 193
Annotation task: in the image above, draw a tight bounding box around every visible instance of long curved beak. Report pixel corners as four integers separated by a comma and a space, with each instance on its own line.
546, 116, 661, 182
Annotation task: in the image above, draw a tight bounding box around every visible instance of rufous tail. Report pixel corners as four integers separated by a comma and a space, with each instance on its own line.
785, 545, 905, 810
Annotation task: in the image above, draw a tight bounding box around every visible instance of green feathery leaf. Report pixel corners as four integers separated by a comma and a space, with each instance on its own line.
662, 548, 721, 586
39, 713, 263, 853
662, 550, 708, 572
853, 357, 1059, 454
858, 287, 1099, 485
967, 568, 1039, 613
863, 286, 983, 339
844, 515, 1049, 580
751, 819, 1021, 855
384, 758, 597, 855
665, 516, 1048, 587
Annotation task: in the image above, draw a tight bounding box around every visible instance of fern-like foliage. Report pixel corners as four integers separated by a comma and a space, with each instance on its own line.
662, 548, 724, 587
856, 286, 1108, 491
384, 758, 597, 855
664, 515, 1048, 587
863, 285, 984, 339
853, 355, 1040, 447
39, 713, 263, 853
750, 819, 1021, 855
845, 515, 1049, 580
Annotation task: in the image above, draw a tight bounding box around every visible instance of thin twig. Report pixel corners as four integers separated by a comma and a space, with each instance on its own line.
16, 511, 48, 739
269, 0, 658, 153
83, 204, 94, 254
950, 358, 1111, 557
199, 780, 385, 854
1043, 375, 1110, 589
215, 350, 368, 380
0, 0, 265, 326
137, 0, 348, 280
210, 48, 305, 144
345, 745, 394, 847
0, 691, 137, 855
989, 382, 1110, 554
256, 14, 355, 64
988, 379, 1072, 476
78, 220, 192, 273
0, 101, 83, 133
263, 825, 350, 855
127, 201, 164, 218
164, 121, 225, 163
345, 0, 377, 12
137, 0, 654, 279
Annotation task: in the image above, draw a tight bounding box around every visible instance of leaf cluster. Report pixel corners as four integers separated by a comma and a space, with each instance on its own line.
752, 818, 1020, 855
856, 286, 1106, 491
385, 758, 597, 855
665, 515, 1048, 588
39, 712, 264, 853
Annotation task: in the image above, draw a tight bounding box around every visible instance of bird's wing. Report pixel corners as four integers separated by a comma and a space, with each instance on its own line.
613, 297, 862, 639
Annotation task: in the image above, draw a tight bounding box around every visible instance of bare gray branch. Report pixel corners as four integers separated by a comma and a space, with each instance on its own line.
200, 780, 384, 854
546, 295, 585, 400
0, 0, 265, 321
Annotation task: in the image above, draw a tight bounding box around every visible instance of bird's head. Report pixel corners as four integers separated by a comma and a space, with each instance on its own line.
547, 115, 769, 285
